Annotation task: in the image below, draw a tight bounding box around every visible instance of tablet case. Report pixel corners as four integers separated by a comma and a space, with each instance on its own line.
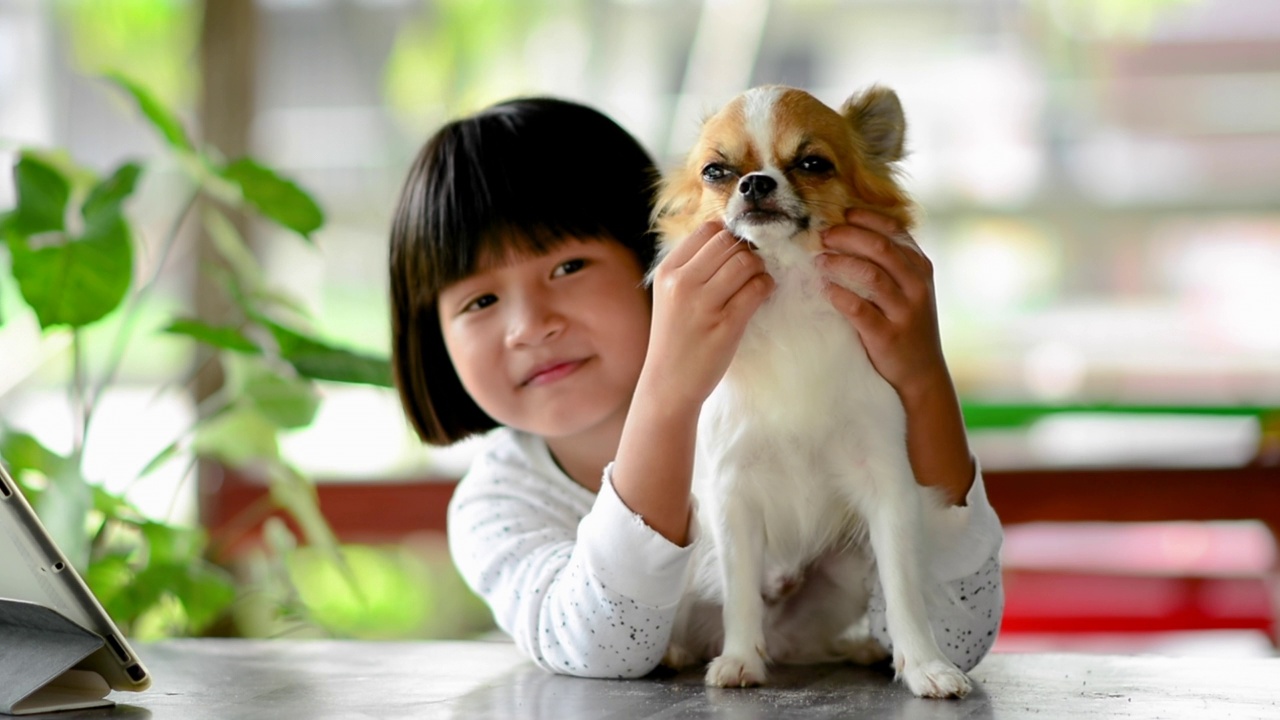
0, 598, 114, 715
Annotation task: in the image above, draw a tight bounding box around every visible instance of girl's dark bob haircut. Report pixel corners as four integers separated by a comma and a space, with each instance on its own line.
389, 97, 660, 445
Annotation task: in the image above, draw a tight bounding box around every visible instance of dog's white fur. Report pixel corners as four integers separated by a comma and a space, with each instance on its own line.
657, 86, 971, 698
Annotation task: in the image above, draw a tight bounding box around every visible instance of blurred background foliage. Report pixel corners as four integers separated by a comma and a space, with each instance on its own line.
1, 70, 404, 639
1, 0, 1277, 642
55, 0, 200, 111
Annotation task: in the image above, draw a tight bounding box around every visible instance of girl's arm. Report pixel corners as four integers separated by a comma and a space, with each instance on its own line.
448, 431, 694, 678
611, 221, 774, 545
819, 209, 1005, 669
818, 209, 974, 505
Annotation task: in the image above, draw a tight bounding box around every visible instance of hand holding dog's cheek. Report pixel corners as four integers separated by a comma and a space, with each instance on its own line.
819, 214, 947, 397
644, 225, 774, 408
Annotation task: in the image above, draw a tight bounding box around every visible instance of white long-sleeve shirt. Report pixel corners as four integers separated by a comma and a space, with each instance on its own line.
447, 427, 1004, 679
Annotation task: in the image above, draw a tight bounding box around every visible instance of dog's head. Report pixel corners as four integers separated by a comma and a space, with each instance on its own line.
656, 85, 914, 264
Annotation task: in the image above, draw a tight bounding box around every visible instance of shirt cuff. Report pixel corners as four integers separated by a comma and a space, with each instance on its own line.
926, 458, 1004, 582
576, 462, 696, 609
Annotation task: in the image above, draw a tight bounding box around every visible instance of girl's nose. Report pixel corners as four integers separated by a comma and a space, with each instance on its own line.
505, 297, 565, 347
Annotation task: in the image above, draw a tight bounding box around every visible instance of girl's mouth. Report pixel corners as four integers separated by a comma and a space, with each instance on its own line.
522, 359, 586, 387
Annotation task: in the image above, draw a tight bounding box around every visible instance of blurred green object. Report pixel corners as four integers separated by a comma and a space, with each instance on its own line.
234, 537, 494, 641
962, 401, 1278, 430
0, 73, 392, 639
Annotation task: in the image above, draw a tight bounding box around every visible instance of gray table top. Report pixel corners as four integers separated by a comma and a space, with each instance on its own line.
27, 639, 1280, 719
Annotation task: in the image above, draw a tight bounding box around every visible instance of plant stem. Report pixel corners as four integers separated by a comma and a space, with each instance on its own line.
86, 183, 201, 427
163, 454, 200, 523
71, 330, 88, 467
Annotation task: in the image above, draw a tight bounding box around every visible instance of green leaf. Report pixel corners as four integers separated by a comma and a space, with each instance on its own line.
0, 432, 76, 483
220, 158, 324, 241
91, 484, 135, 521
262, 516, 298, 556
8, 213, 134, 329
0, 434, 91, 569
173, 561, 237, 632
242, 366, 321, 429
35, 463, 94, 574
193, 405, 280, 466
82, 162, 143, 230
10, 154, 70, 235
137, 440, 181, 479
267, 463, 332, 547
85, 553, 136, 619
163, 318, 261, 354
265, 462, 365, 607
105, 73, 194, 152
202, 207, 263, 292
262, 320, 393, 387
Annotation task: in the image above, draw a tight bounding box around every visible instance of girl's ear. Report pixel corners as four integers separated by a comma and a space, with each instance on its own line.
841, 85, 907, 165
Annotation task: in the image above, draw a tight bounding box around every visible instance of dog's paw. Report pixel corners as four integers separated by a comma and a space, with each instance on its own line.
662, 643, 699, 671
900, 658, 971, 699
705, 653, 768, 688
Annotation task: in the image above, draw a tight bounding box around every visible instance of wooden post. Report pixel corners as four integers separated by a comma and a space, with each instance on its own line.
195, 0, 258, 529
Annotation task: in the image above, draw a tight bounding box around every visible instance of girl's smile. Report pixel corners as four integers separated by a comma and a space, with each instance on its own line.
520, 357, 589, 387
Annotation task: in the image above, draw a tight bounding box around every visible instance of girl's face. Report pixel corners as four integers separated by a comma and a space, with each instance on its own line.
437, 236, 651, 445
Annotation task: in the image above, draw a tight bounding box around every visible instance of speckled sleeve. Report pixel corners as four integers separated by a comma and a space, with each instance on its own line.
866, 465, 1006, 672
447, 446, 695, 679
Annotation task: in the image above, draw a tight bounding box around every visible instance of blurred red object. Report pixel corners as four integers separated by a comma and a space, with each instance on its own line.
999, 522, 1276, 639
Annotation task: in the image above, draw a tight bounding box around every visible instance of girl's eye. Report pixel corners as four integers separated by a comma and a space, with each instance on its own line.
553, 258, 586, 277
796, 155, 834, 174
463, 294, 497, 313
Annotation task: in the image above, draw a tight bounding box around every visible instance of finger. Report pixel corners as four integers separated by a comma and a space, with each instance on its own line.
843, 208, 902, 236
824, 281, 890, 340
845, 209, 932, 275
683, 229, 752, 285
705, 242, 770, 309
722, 271, 775, 324
661, 221, 726, 270
822, 223, 925, 295
818, 253, 909, 321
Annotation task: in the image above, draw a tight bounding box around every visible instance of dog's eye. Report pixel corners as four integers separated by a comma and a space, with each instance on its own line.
702, 163, 731, 182
797, 156, 834, 174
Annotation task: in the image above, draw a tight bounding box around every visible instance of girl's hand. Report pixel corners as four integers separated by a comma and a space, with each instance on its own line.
643, 221, 774, 407
818, 209, 947, 400
819, 209, 977, 504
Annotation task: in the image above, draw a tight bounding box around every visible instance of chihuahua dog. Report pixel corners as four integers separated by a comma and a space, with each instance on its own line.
653, 85, 970, 698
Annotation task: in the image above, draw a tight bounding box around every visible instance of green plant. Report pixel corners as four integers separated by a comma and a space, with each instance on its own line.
0, 74, 393, 638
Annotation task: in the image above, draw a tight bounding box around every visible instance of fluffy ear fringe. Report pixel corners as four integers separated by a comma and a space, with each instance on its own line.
651, 167, 703, 246
842, 85, 906, 165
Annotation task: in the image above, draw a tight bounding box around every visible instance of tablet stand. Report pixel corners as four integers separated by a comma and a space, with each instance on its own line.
0, 598, 114, 715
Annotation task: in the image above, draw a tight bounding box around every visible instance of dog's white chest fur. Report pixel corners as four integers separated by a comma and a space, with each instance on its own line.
694, 231, 903, 576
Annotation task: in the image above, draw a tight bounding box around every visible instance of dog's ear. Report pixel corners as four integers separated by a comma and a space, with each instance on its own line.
842, 86, 906, 165
652, 164, 703, 240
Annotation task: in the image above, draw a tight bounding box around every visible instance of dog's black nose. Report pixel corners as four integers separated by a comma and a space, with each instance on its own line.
738, 174, 777, 200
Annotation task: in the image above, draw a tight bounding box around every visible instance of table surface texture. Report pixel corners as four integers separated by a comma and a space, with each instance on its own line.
21, 639, 1280, 720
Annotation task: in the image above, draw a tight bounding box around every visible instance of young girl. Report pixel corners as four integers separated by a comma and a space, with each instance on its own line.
388, 97, 1003, 679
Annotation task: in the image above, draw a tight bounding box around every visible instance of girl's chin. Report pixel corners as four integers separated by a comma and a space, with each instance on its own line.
523, 400, 628, 441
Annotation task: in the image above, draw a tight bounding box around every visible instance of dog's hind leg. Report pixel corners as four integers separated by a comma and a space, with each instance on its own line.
705, 498, 769, 687
768, 548, 884, 665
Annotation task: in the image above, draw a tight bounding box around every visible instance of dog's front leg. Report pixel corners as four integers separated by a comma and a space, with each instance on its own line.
705, 497, 769, 687
864, 457, 971, 699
